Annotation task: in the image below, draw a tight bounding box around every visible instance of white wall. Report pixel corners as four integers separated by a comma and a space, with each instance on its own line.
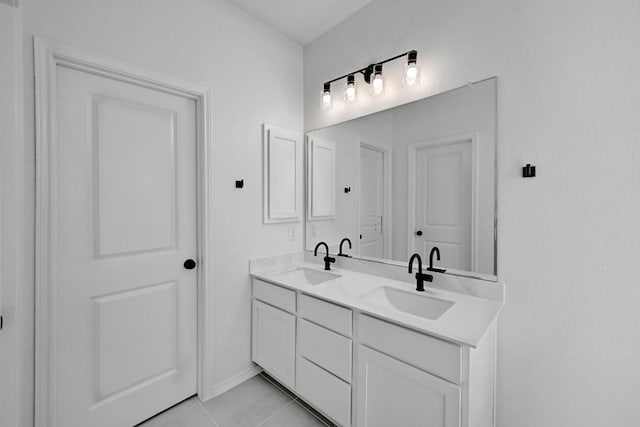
304, 0, 640, 426
14, 0, 302, 423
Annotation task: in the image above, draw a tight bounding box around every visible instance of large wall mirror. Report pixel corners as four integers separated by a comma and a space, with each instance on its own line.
305, 77, 497, 279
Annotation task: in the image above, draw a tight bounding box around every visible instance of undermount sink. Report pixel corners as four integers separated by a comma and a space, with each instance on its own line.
272, 267, 341, 286
364, 286, 454, 320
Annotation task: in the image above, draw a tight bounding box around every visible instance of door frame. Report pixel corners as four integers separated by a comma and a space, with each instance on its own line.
0, 4, 25, 427
406, 133, 478, 269
34, 37, 214, 427
356, 142, 392, 259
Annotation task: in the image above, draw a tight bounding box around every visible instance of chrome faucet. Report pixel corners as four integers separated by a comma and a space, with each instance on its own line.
314, 242, 336, 271
338, 238, 352, 257
427, 246, 446, 273
408, 253, 433, 292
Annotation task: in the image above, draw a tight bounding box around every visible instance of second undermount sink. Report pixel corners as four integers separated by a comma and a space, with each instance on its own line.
364, 286, 454, 320
272, 267, 341, 286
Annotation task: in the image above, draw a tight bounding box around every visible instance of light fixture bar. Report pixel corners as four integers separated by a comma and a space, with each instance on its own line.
322, 49, 417, 87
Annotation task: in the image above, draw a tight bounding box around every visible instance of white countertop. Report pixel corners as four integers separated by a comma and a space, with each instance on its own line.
251, 262, 503, 348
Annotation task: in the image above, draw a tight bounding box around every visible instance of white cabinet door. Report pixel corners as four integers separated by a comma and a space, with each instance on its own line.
263, 124, 302, 223
357, 346, 460, 427
252, 300, 296, 388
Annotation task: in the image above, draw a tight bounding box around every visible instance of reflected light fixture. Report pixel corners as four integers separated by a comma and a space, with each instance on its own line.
320, 49, 418, 109
321, 82, 332, 109
344, 74, 357, 103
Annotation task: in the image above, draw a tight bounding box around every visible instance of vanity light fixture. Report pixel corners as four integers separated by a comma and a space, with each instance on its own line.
371, 64, 385, 95
321, 49, 418, 109
344, 74, 357, 103
321, 83, 332, 109
404, 50, 419, 85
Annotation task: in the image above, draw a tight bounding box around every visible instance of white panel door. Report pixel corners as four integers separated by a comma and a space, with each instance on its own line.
357, 346, 460, 427
359, 145, 384, 258
414, 141, 472, 270
53, 64, 197, 427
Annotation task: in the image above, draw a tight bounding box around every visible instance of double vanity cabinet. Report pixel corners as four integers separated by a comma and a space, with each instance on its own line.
251, 266, 500, 427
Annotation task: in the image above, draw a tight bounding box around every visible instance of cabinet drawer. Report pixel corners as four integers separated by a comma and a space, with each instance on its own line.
253, 279, 296, 313
297, 357, 351, 426
299, 294, 352, 337
359, 314, 462, 385
299, 319, 352, 382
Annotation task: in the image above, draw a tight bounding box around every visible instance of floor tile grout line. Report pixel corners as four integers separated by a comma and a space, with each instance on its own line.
259, 372, 333, 426
195, 398, 220, 427
255, 399, 298, 427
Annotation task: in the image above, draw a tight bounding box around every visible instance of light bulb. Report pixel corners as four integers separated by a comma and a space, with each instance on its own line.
321, 83, 332, 109
405, 64, 418, 85
345, 85, 356, 101
371, 64, 384, 95
403, 50, 419, 86
322, 92, 332, 108
344, 74, 357, 103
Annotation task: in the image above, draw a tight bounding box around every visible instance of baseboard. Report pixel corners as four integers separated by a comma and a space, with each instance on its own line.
206, 365, 263, 400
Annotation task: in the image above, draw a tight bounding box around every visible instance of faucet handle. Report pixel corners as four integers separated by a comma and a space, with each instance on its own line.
415, 272, 433, 292
322, 255, 336, 271
415, 272, 433, 281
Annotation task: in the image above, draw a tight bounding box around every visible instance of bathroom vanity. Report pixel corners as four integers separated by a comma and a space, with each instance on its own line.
250, 260, 501, 427
251, 77, 502, 426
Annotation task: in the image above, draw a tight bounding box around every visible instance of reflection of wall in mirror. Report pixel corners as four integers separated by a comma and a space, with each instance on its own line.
305, 111, 393, 254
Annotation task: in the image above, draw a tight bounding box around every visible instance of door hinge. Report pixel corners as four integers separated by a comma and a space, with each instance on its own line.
0, 315, 3, 330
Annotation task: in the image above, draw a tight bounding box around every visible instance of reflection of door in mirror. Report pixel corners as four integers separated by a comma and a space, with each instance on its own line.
412, 138, 473, 271
359, 144, 386, 258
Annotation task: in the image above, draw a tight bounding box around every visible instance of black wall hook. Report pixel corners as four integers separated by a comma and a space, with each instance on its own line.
344, 187, 351, 193
235, 179, 244, 188
522, 164, 536, 178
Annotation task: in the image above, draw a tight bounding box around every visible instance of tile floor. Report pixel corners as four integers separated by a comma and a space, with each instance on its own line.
136, 373, 336, 427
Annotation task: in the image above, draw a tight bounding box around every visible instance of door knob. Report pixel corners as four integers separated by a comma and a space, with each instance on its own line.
183, 259, 197, 270
416, 230, 423, 236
